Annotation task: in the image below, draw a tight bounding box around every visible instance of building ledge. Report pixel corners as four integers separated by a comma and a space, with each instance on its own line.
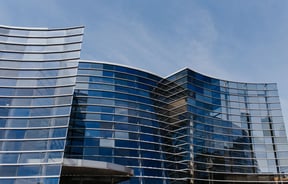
60, 158, 133, 184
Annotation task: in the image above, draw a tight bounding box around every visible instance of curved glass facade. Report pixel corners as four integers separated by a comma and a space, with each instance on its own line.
64, 61, 288, 184
165, 69, 288, 183
0, 25, 288, 184
64, 61, 172, 183
0, 25, 83, 184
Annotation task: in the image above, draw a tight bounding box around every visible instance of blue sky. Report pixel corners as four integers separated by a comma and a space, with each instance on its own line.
1, 0, 288, 126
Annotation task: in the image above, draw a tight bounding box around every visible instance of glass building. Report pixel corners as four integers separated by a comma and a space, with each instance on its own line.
0, 25, 83, 184
0, 25, 288, 184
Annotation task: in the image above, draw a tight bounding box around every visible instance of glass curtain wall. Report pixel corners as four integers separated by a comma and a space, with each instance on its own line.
64, 61, 187, 184
65, 62, 288, 184
166, 69, 288, 183
0, 25, 83, 184
1, 25, 287, 184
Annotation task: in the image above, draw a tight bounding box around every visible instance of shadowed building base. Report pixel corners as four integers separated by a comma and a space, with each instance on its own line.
60, 159, 133, 184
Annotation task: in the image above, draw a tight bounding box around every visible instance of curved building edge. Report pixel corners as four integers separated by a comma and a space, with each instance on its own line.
0, 24, 84, 31
80, 60, 277, 85
0, 24, 287, 184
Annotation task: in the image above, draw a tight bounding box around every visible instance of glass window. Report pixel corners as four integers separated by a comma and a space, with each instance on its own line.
0, 179, 14, 184
0, 153, 18, 163
49, 139, 65, 150
34, 88, 55, 96
57, 77, 76, 86
0, 78, 16, 86
6, 130, 25, 139
0, 88, 15, 96
54, 106, 71, 115
19, 152, 44, 163
99, 139, 115, 147
37, 79, 57, 86
116, 140, 138, 148
84, 147, 99, 155
25, 129, 49, 138
30, 107, 51, 116
28, 118, 50, 127
56, 96, 72, 105
142, 169, 162, 177
14, 88, 33, 96
22, 140, 47, 151
1, 139, 17, 151
52, 128, 67, 137
55, 86, 73, 95
270, 110, 282, 116
266, 84, 277, 90
142, 160, 161, 168
99, 147, 113, 155
0, 166, 17, 176
17, 165, 40, 176
31, 97, 53, 106
17, 79, 37, 87
44, 164, 61, 176
0, 69, 18, 77
67, 27, 83, 35
10, 108, 30, 116
115, 131, 129, 139
11, 98, 31, 106
0, 107, 9, 116
115, 157, 139, 166
54, 117, 69, 126
47, 152, 63, 162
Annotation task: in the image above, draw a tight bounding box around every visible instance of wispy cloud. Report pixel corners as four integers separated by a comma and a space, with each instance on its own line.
1, 0, 288, 131
81, 1, 230, 79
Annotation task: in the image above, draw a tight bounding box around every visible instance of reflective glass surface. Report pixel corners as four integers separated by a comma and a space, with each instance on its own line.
2, 24, 287, 183
64, 62, 288, 184
0, 25, 83, 183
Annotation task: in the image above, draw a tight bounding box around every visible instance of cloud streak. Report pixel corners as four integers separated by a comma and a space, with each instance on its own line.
1, 0, 288, 133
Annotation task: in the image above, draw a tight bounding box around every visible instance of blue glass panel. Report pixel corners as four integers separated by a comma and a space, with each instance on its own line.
19, 152, 44, 163
15, 88, 33, 96
52, 128, 67, 137
116, 140, 138, 148
47, 152, 63, 162
17, 165, 40, 176
25, 129, 49, 138
32, 97, 54, 106
2, 141, 22, 151
0, 179, 14, 184
142, 169, 162, 177
84, 147, 99, 155
0, 97, 11, 105
34, 88, 54, 96
0, 166, 17, 176
30, 108, 51, 116
54, 106, 71, 115
29, 118, 50, 127
115, 157, 139, 166
99, 148, 113, 155
22, 140, 47, 151
0, 88, 15, 96
142, 160, 161, 167
0, 107, 9, 116
45, 164, 61, 175
49, 139, 65, 150
0, 153, 18, 163
6, 130, 25, 139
